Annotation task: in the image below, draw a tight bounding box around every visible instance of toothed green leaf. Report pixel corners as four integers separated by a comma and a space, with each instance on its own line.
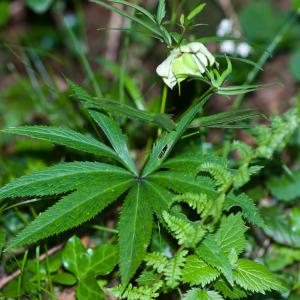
119, 184, 153, 285
2, 126, 118, 161
0, 162, 130, 202
7, 178, 134, 249
182, 255, 220, 287
183, 289, 224, 300
233, 259, 286, 294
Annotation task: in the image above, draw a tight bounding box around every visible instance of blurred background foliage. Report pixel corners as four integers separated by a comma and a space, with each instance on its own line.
1, 0, 300, 299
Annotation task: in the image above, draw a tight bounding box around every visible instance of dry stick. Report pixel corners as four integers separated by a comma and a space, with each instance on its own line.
0, 244, 63, 289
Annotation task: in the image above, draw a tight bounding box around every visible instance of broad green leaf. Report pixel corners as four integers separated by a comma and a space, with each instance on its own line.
233, 259, 286, 293
26, 0, 54, 13
261, 207, 300, 247
89, 111, 138, 175
119, 184, 153, 284
76, 275, 104, 300
2, 126, 118, 161
0, 162, 131, 202
182, 255, 220, 286
51, 273, 77, 285
156, 0, 166, 24
142, 91, 213, 176
224, 193, 265, 228
7, 179, 134, 249
214, 278, 247, 299
62, 236, 119, 278
215, 213, 247, 256
183, 288, 224, 300
142, 180, 173, 222
197, 236, 233, 285
187, 3, 206, 21
267, 170, 300, 201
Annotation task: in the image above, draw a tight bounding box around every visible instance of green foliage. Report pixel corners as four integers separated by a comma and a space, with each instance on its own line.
183, 289, 224, 300
26, 0, 54, 14
62, 236, 118, 300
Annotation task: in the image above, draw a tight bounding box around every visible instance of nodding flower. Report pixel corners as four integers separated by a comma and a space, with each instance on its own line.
156, 42, 215, 89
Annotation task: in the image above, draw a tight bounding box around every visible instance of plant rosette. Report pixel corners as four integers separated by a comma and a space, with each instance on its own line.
156, 42, 215, 89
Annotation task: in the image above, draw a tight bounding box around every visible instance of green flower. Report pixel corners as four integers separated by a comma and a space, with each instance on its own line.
156, 42, 215, 89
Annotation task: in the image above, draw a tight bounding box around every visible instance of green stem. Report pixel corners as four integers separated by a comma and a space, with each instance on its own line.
233, 9, 300, 109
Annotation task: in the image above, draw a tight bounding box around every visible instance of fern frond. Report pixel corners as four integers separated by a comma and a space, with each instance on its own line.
145, 252, 168, 273
224, 193, 265, 228
164, 250, 188, 288
0, 162, 131, 202
231, 141, 253, 160
173, 193, 211, 217
200, 162, 231, 191
163, 211, 205, 247
109, 282, 162, 300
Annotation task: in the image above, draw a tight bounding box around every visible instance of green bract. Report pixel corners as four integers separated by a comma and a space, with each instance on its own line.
156, 42, 215, 89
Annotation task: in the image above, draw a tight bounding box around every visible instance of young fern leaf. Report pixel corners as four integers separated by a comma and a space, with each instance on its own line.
89, 110, 138, 175
7, 178, 134, 250
182, 255, 220, 287
164, 250, 188, 288
118, 184, 153, 285
163, 211, 205, 247
2, 126, 119, 161
145, 252, 168, 273
0, 162, 129, 202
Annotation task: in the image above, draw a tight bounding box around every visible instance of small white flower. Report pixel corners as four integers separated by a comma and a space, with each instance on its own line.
217, 19, 233, 37
156, 42, 215, 89
237, 42, 252, 58
220, 40, 235, 55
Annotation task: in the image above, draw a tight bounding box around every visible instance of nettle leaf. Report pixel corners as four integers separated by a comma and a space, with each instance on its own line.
89, 110, 138, 175
0, 162, 131, 202
215, 213, 247, 256
182, 255, 220, 287
214, 278, 248, 300
224, 193, 265, 228
2, 126, 119, 161
119, 184, 153, 285
7, 178, 134, 249
233, 259, 286, 294
197, 236, 233, 285
62, 236, 118, 300
183, 288, 224, 300
267, 170, 300, 202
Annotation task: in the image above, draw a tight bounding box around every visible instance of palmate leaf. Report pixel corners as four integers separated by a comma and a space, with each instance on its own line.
89, 110, 138, 175
118, 183, 153, 285
182, 255, 220, 287
2, 126, 119, 161
68, 79, 175, 131
233, 259, 286, 294
7, 178, 134, 249
0, 162, 130, 202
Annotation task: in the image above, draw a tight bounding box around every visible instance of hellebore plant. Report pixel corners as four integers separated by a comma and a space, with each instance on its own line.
0, 1, 296, 300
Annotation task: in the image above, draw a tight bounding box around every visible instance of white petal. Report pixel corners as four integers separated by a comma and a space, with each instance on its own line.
156, 53, 174, 78
220, 41, 235, 55
237, 42, 252, 58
